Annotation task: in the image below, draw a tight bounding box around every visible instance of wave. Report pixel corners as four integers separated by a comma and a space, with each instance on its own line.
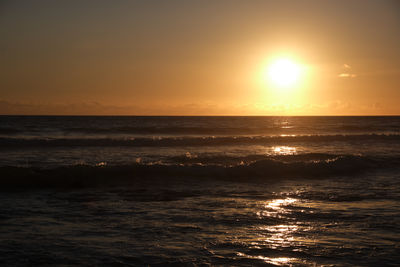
2, 125, 398, 138
1, 134, 400, 148
0, 128, 20, 134
167, 153, 340, 165
65, 124, 400, 135
1, 154, 399, 189
64, 126, 282, 135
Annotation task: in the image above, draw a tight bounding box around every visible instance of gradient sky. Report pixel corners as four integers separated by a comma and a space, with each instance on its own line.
1, 0, 400, 115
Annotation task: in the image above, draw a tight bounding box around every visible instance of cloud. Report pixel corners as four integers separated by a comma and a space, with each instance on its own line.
338, 73, 357, 78
0, 100, 238, 115
338, 63, 357, 78
0, 100, 139, 115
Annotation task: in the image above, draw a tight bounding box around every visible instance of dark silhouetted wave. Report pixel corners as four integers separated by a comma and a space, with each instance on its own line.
1, 154, 398, 189
0, 128, 20, 134
64, 126, 283, 135
1, 134, 400, 148
63, 124, 400, 135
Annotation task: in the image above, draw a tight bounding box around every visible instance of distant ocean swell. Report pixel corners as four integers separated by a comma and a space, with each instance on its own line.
2, 123, 399, 135
1, 133, 400, 148
2, 154, 399, 189
59, 124, 400, 134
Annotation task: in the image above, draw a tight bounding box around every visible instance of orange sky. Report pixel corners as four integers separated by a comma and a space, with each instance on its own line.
1, 0, 400, 115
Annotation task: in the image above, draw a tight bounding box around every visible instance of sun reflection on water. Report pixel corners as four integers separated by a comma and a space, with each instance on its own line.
263, 224, 299, 233
267, 197, 297, 209
266, 257, 297, 265
250, 197, 302, 265
272, 146, 297, 155
237, 252, 297, 266
256, 197, 298, 219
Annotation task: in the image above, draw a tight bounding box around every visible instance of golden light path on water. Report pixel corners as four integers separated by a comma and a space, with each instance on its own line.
234, 197, 309, 266
272, 146, 297, 155
223, 143, 315, 265
236, 252, 296, 266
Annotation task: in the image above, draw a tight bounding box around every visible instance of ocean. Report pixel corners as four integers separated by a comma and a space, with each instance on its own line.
0, 116, 399, 266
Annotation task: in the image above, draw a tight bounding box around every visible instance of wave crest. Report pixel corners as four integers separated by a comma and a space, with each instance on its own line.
1, 154, 398, 189
1, 134, 400, 148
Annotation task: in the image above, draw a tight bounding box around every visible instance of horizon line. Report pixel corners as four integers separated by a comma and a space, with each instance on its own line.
1, 114, 400, 117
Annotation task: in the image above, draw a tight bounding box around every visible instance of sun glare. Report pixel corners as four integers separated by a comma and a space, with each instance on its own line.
266, 58, 301, 88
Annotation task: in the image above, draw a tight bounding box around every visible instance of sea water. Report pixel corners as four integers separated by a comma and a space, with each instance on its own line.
0, 116, 399, 265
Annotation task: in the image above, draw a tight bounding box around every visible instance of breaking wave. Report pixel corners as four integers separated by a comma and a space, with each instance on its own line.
1, 154, 399, 189
1, 134, 400, 148
63, 124, 400, 135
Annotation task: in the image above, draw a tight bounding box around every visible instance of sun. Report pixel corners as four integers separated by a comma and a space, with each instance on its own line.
266, 58, 301, 88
